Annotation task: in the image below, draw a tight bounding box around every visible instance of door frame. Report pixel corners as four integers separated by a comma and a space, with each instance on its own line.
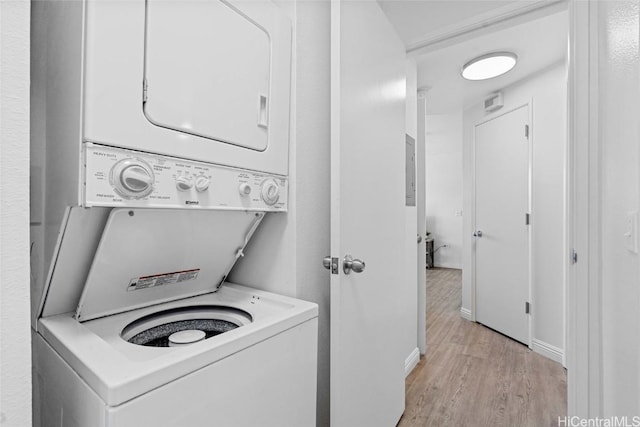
566, 0, 601, 417
416, 90, 428, 355
470, 102, 533, 347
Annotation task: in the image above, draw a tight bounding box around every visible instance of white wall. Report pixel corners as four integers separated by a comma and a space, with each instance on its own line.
596, 0, 640, 417
425, 112, 463, 269
462, 62, 567, 357
290, 1, 331, 425
0, 1, 32, 425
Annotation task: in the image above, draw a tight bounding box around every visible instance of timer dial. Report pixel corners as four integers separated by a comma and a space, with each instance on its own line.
110, 158, 154, 199
260, 179, 280, 206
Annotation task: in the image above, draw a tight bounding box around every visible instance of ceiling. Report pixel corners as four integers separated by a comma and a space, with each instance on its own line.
378, 0, 542, 49
378, 1, 569, 114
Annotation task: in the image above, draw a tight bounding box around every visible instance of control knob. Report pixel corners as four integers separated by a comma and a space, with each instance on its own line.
260, 179, 280, 206
194, 176, 211, 192
110, 158, 155, 199
175, 176, 193, 191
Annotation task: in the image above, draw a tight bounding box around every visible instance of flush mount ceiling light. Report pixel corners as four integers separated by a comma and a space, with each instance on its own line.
462, 52, 518, 81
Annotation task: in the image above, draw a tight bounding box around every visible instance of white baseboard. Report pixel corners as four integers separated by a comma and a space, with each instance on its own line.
460, 307, 472, 320
433, 263, 462, 270
531, 339, 564, 364
405, 347, 420, 377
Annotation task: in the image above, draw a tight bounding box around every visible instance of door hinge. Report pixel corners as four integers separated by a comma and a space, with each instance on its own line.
525, 213, 530, 225
525, 124, 530, 139
142, 79, 148, 103
525, 301, 530, 314
571, 249, 578, 264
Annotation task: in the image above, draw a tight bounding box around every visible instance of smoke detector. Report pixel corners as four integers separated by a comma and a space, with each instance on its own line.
484, 92, 503, 113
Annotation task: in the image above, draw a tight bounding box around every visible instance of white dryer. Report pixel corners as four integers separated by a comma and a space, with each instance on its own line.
77, 0, 291, 175
32, 0, 294, 313
33, 0, 292, 233
33, 205, 318, 427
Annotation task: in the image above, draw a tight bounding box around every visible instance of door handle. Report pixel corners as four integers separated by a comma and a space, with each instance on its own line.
473, 230, 483, 237
417, 235, 423, 243
343, 254, 365, 275
323, 256, 331, 270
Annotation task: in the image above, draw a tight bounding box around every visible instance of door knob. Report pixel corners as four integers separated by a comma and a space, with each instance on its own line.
343, 254, 365, 275
417, 235, 423, 243
323, 256, 331, 270
473, 230, 483, 237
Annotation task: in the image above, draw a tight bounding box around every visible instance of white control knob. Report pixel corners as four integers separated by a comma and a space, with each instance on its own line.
194, 176, 211, 192
176, 176, 193, 191
110, 158, 155, 199
238, 183, 252, 196
260, 179, 280, 206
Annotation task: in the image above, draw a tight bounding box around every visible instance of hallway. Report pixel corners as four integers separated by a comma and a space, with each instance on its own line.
398, 268, 567, 427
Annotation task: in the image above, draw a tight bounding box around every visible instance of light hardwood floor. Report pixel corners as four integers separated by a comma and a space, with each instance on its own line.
398, 268, 567, 427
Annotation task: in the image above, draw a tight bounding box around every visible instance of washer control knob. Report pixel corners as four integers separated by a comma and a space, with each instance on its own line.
176, 176, 193, 191
110, 158, 155, 199
238, 183, 252, 196
260, 179, 280, 206
194, 176, 211, 192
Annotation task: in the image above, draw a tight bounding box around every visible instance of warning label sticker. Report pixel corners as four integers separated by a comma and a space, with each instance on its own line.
127, 269, 200, 291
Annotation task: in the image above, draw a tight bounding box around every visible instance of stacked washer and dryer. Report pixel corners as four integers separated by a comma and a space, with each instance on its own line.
31, 1, 317, 426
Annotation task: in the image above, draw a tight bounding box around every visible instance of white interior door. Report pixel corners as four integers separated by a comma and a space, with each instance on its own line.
474, 105, 530, 345
330, 1, 407, 425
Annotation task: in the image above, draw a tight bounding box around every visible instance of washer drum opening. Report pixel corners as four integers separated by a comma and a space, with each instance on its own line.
121, 305, 253, 347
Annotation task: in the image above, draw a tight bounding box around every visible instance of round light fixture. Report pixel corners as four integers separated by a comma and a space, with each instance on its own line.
462, 52, 517, 81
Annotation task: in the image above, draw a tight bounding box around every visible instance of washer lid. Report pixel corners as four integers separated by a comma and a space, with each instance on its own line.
74, 208, 265, 322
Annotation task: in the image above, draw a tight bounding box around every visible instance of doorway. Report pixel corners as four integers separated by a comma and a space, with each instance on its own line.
380, 0, 571, 420
410, 4, 568, 358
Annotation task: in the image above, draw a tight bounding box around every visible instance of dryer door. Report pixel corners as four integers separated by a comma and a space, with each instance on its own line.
143, 0, 271, 151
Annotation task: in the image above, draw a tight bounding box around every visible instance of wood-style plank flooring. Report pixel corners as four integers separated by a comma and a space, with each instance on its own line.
398, 268, 567, 427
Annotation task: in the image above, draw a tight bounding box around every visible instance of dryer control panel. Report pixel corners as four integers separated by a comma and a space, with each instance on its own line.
84, 143, 287, 211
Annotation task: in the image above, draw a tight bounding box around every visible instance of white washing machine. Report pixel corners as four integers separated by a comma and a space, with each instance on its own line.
33, 201, 318, 426
32, 1, 315, 425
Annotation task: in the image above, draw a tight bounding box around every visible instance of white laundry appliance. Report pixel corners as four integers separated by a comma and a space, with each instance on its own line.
58, 0, 292, 175
33, 0, 293, 271
33, 204, 318, 427
31, 0, 316, 426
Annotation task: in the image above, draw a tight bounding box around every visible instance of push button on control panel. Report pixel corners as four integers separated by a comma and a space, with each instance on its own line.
238, 183, 252, 196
